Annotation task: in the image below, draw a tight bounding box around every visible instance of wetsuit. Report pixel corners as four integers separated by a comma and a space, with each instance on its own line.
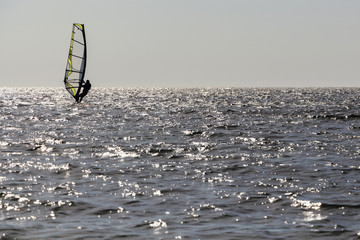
77, 80, 91, 103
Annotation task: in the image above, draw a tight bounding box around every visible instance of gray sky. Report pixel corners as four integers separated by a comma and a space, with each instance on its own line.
1, 0, 359, 88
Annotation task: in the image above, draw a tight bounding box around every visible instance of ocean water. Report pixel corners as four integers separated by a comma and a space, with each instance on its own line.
1, 87, 360, 240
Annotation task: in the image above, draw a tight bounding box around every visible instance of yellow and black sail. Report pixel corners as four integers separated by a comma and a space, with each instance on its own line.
64, 23, 87, 100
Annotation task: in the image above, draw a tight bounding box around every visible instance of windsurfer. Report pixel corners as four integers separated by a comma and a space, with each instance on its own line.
76, 80, 91, 103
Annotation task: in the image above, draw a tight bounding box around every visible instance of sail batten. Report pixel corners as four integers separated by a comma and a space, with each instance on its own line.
72, 39, 85, 46
71, 54, 85, 60
64, 23, 87, 99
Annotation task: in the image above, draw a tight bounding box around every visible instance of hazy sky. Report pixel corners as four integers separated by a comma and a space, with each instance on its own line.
0, 0, 359, 88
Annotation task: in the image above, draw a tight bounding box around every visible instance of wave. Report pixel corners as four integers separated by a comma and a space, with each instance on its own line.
312, 114, 360, 120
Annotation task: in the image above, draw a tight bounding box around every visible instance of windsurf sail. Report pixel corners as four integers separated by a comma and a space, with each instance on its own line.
64, 23, 87, 100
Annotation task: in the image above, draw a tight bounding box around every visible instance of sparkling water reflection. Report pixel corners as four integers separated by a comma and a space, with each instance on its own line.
1, 88, 360, 239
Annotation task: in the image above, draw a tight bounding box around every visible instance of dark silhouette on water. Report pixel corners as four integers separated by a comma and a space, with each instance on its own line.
75, 80, 91, 103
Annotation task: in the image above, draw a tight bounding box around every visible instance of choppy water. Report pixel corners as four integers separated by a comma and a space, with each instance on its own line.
1, 87, 360, 239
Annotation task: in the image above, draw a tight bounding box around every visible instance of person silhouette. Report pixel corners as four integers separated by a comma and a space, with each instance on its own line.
76, 80, 91, 103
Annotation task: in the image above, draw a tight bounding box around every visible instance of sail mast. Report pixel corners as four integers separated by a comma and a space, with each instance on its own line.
76, 23, 87, 97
